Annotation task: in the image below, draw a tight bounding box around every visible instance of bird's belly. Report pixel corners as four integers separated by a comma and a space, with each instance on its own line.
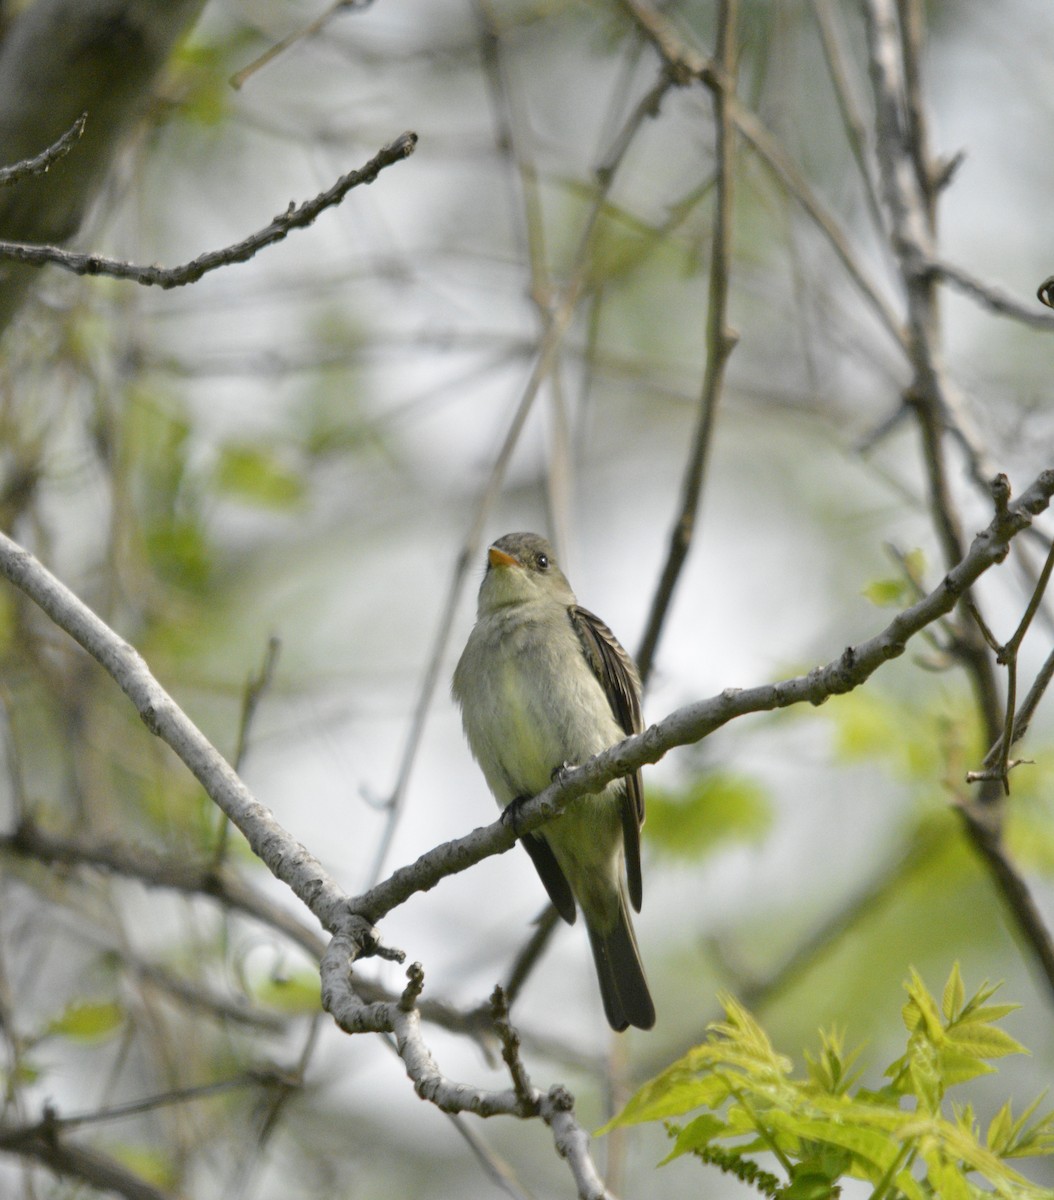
463, 636, 621, 805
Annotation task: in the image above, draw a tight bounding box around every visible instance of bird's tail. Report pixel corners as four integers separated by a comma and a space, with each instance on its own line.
586, 894, 655, 1031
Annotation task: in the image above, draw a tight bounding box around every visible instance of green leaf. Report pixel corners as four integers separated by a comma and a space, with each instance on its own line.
946, 1022, 1027, 1061
47, 1000, 124, 1042
662, 1113, 727, 1162
925, 1158, 973, 1200
599, 1057, 736, 1132
988, 1101, 1016, 1155
803, 1027, 866, 1096
862, 577, 909, 607
943, 962, 965, 1021
903, 967, 946, 1040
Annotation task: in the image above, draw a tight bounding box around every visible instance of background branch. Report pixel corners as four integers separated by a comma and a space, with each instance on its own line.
0, 132, 418, 289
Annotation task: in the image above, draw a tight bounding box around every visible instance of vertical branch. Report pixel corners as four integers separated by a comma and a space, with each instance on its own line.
368, 49, 681, 886
809, 0, 888, 251
636, 1, 740, 684
863, 0, 1002, 746
865, 0, 1054, 999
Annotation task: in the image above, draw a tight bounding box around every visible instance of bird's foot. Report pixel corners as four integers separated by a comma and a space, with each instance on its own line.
501, 795, 532, 837
550, 761, 576, 784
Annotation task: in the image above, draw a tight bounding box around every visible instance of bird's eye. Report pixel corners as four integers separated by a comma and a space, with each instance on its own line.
536, 553, 549, 570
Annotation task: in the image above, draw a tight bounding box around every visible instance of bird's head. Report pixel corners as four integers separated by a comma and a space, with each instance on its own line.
478, 531, 575, 613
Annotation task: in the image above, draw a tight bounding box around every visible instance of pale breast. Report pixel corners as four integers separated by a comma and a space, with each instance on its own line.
455, 606, 625, 806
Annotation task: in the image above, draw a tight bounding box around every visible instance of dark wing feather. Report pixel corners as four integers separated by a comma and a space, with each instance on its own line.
520, 832, 577, 924
568, 605, 645, 912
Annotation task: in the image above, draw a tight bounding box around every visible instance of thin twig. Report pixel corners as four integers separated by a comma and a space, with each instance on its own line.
809, 0, 888, 252
213, 635, 282, 865
619, 0, 907, 348
0, 1118, 175, 1200
503, 904, 561, 1005
321, 957, 615, 1200
0, 112, 87, 188
933, 258, 1054, 329
0, 132, 418, 288
981, 643, 1054, 772
965, 537, 1054, 792
636, 0, 740, 683
230, 1, 373, 90
1, 817, 326, 960
955, 797, 1054, 993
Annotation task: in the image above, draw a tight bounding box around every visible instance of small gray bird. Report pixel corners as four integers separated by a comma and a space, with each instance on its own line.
452, 532, 654, 1031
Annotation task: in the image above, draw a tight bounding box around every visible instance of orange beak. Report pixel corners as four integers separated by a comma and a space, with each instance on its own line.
488, 546, 519, 569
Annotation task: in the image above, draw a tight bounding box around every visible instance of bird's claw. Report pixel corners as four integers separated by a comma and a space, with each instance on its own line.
501, 795, 531, 837
550, 761, 576, 784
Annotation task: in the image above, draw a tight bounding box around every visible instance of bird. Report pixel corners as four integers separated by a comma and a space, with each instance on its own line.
452, 531, 654, 1031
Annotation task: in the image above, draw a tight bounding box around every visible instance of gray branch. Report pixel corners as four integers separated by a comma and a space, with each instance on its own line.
0, 112, 87, 188
0, 132, 418, 289
0, 0, 208, 331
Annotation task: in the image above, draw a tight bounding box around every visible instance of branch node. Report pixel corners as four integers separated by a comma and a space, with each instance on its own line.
546, 1083, 575, 1113
990, 473, 1012, 521
400, 962, 425, 1011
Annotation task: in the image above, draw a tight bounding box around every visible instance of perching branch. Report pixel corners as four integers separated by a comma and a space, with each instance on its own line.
354, 470, 1054, 922
0, 132, 417, 289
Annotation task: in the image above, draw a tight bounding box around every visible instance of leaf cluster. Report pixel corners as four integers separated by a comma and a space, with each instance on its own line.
604, 965, 1053, 1199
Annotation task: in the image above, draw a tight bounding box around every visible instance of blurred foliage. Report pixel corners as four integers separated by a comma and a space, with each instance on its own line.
46, 1000, 126, 1044
646, 769, 773, 859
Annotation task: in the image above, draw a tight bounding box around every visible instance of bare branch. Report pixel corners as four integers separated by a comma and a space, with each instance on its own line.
1, 816, 326, 959
0, 1116, 175, 1200
637, 0, 740, 682
933, 258, 1054, 329
0, 531, 351, 935
863, 0, 997, 492
0, 132, 418, 289
230, 1, 374, 90
620, 0, 907, 347
955, 797, 1054, 992
321, 954, 616, 1200
0, 112, 87, 189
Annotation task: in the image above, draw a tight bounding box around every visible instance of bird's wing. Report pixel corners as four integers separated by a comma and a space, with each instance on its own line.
520, 831, 577, 924
568, 605, 645, 912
